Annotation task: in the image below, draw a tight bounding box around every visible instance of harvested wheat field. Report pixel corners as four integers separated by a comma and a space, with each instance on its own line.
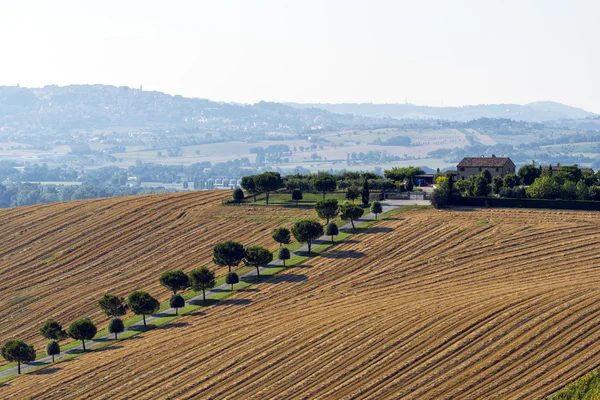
0, 191, 316, 358
3, 206, 600, 399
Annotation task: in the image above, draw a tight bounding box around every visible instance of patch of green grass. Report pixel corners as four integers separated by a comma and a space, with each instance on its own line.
548, 368, 600, 399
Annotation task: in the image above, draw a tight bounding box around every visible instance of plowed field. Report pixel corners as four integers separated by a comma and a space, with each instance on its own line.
3, 206, 600, 399
0, 191, 316, 357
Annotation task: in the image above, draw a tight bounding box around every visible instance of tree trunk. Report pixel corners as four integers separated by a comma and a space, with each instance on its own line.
82, 339, 86, 351
175, 307, 178, 315
231, 283, 234, 291
17, 360, 20, 374
266, 192, 269, 205
331, 235, 334, 243
307, 241, 312, 254
114, 332, 118, 340
52, 354, 55, 362
283, 259, 286, 266
351, 219, 355, 231
375, 213, 378, 219
203, 290, 206, 303
256, 266, 260, 278
143, 314, 147, 327
253, 193, 256, 202
322, 193, 325, 199
326, 217, 329, 224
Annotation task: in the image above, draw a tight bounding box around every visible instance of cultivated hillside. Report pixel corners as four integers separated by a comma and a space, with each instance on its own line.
2, 206, 600, 398
0, 191, 316, 357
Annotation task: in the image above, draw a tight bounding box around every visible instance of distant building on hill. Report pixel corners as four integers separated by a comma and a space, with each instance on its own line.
456, 155, 516, 181
541, 163, 594, 175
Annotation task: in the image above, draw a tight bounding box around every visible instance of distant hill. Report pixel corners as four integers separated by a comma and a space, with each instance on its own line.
287, 101, 596, 122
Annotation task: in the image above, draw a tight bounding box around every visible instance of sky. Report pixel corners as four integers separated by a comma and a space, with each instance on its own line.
1, 0, 599, 112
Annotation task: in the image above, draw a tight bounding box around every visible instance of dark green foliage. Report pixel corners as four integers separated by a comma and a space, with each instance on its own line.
244, 245, 273, 278
361, 177, 370, 206
159, 270, 190, 294
555, 165, 582, 184
46, 340, 60, 362
225, 272, 239, 291
272, 227, 291, 247
430, 180, 452, 209
254, 172, 283, 204
277, 247, 291, 266
384, 166, 425, 182
98, 294, 128, 318
340, 202, 365, 231
241, 176, 259, 202
291, 188, 303, 205
291, 219, 324, 253
370, 201, 383, 219
518, 164, 541, 185
313, 174, 337, 199
189, 266, 216, 303
170, 294, 185, 315
108, 318, 125, 340
67, 318, 97, 351
491, 176, 503, 194
473, 175, 491, 197
232, 188, 244, 202
526, 175, 560, 199
498, 186, 527, 198
127, 291, 160, 327
325, 222, 338, 242
315, 199, 339, 224
346, 186, 360, 203
449, 196, 600, 211
482, 169, 492, 184
1, 340, 36, 374
40, 319, 66, 340
503, 173, 519, 188
213, 240, 246, 272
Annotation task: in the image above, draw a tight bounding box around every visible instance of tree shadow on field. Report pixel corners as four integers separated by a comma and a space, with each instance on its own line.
361, 226, 394, 234
258, 273, 308, 284
91, 345, 123, 354
156, 322, 190, 331
385, 217, 405, 221
319, 249, 365, 259
294, 250, 320, 258
292, 262, 314, 269
449, 207, 478, 212
211, 298, 252, 307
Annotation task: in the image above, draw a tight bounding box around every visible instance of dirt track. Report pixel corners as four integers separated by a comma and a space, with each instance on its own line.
3, 206, 600, 399
0, 191, 315, 356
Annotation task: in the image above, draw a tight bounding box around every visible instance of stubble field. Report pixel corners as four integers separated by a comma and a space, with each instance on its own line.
2, 205, 600, 399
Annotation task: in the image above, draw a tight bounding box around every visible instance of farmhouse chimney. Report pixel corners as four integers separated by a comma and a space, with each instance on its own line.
557, 163, 560, 167
492, 154, 496, 158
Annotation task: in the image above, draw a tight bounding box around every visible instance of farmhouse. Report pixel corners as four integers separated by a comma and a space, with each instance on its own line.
456, 155, 516, 181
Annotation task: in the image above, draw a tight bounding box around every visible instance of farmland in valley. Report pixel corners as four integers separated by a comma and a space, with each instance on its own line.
3, 206, 600, 398
0, 190, 316, 358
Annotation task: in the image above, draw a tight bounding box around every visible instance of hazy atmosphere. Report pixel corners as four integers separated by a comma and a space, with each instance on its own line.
2, 0, 599, 111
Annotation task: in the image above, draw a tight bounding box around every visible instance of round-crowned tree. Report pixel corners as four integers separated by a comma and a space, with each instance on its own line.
67, 318, 97, 351
272, 227, 291, 247
291, 189, 303, 205
325, 221, 339, 243
127, 291, 160, 327
189, 266, 216, 303
225, 272, 240, 291
241, 176, 259, 202
315, 199, 339, 224
340, 202, 365, 231
370, 201, 383, 219
232, 188, 244, 202
98, 294, 127, 318
108, 317, 125, 340
278, 247, 291, 266
40, 319, 66, 341
291, 219, 324, 254
346, 186, 360, 203
254, 172, 283, 205
170, 294, 185, 315
313, 174, 337, 199
1, 340, 36, 374
159, 270, 190, 294
46, 340, 60, 362
213, 240, 246, 272
244, 245, 273, 278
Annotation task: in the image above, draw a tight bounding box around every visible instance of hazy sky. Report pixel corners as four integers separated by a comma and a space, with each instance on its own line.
1, 0, 599, 112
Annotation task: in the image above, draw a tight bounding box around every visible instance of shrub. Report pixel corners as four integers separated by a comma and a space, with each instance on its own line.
225, 272, 239, 291
108, 318, 125, 340
278, 247, 291, 266
46, 340, 60, 362
170, 294, 185, 315
325, 222, 339, 243
370, 201, 383, 219
232, 188, 244, 202
291, 189, 303, 205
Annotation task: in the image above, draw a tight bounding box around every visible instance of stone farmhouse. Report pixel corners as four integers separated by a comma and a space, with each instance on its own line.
452, 155, 516, 181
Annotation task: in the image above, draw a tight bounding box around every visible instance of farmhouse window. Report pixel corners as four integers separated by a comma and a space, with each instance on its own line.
479, 167, 482, 172
496, 168, 499, 172
459, 167, 465, 171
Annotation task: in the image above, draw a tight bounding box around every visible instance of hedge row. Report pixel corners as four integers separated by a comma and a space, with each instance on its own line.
448, 196, 600, 211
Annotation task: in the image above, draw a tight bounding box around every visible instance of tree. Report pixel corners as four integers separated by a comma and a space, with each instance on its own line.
455, 179, 474, 196
526, 175, 560, 199
46, 340, 60, 362
313, 174, 337, 199
255, 172, 283, 204
67, 318, 97, 351
482, 169, 493, 184
576, 180, 589, 200
346, 186, 360, 203
241, 176, 259, 202
503, 173, 518, 188
325, 222, 338, 243
518, 164, 541, 185
108, 317, 125, 340
291, 219, 324, 253
430, 180, 452, 209
491, 176, 503, 195
244, 245, 273, 278
291, 189, 303, 205
473, 175, 491, 197
232, 188, 244, 202
213, 240, 246, 272
159, 270, 190, 294
189, 266, 216, 303
315, 199, 339, 224
98, 294, 127, 318
340, 202, 365, 231
384, 166, 425, 183
361, 177, 370, 206
370, 201, 383, 219
272, 227, 291, 247
128, 291, 160, 327
1, 340, 36, 374
40, 319, 66, 340
278, 247, 290, 266
225, 272, 239, 291
170, 294, 185, 315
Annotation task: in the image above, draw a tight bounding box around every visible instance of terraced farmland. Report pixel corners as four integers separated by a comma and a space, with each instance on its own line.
3, 206, 600, 399
0, 191, 317, 358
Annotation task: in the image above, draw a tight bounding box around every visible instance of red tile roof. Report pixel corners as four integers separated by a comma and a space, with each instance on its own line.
457, 157, 514, 168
